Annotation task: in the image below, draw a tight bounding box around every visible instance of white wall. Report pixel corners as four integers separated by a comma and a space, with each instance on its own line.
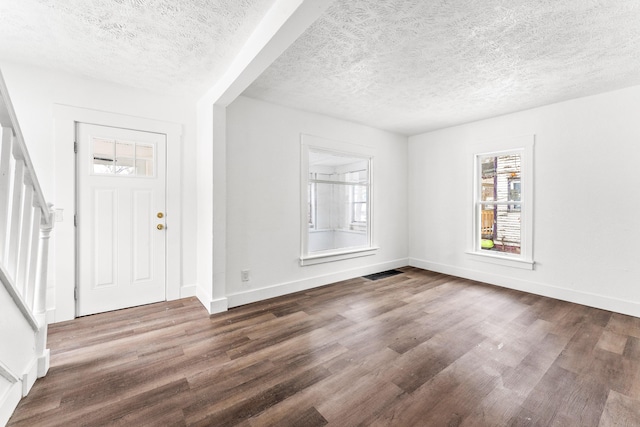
225, 96, 408, 306
8, 61, 639, 324
0, 62, 199, 321
408, 85, 640, 317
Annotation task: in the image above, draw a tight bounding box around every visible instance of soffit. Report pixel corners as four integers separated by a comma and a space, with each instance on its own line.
243, 0, 640, 135
0, 0, 276, 95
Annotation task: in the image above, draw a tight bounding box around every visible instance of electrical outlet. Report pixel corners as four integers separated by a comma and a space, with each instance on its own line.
241, 270, 250, 282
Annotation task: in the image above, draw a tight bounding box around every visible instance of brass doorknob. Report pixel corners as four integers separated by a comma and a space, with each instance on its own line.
157, 212, 164, 218
157, 224, 164, 230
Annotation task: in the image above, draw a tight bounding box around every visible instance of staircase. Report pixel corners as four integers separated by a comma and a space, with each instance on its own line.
0, 69, 54, 426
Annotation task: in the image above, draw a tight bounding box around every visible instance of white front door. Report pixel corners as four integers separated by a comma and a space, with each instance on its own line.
77, 123, 166, 316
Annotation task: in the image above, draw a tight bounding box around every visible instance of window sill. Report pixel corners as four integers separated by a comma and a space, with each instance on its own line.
465, 251, 534, 270
309, 228, 366, 234
300, 247, 378, 266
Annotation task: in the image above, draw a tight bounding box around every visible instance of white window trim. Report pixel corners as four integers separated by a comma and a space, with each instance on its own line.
467, 135, 534, 270
300, 247, 379, 266
300, 134, 377, 266
308, 180, 316, 229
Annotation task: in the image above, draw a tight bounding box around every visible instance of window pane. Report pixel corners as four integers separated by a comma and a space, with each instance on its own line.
508, 178, 521, 202
480, 206, 495, 239
93, 138, 114, 174
351, 184, 367, 227
479, 204, 521, 255
307, 148, 370, 254
343, 168, 368, 183
115, 141, 135, 175
308, 182, 368, 252
353, 202, 367, 223
352, 185, 366, 202
481, 180, 495, 202
136, 143, 154, 177
480, 154, 521, 202
309, 151, 368, 183
314, 182, 333, 230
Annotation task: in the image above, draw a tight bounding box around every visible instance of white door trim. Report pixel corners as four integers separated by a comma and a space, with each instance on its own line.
53, 105, 184, 322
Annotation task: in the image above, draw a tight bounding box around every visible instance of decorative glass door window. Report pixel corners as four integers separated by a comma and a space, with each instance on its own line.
92, 137, 155, 177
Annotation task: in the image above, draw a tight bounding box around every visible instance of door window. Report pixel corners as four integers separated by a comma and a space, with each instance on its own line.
92, 138, 155, 177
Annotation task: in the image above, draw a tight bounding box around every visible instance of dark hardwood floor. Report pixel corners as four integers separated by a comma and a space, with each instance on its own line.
8, 267, 640, 426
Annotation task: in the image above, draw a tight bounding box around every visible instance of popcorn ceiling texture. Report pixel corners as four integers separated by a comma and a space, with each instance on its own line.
0, 0, 275, 95
1, 0, 639, 134
244, 0, 640, 135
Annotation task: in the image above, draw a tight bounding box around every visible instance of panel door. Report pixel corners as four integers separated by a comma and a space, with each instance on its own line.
77, 123, 166, 316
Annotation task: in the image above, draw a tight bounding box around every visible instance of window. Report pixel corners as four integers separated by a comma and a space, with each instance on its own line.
469, 135, 534, 269
300, 136, 376, 265
478, 153, 521, 254
92, 137, 154, 177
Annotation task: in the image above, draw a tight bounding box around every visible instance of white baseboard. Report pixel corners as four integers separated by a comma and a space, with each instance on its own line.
409, 258, 640, 318
45, 308, 55, 325
195, 285, 228, 315
37, 350, 50, 379
227, 258, 409, 308
21, 356, 38, 397
0, 352, 41, 426
0, 379, 21, 427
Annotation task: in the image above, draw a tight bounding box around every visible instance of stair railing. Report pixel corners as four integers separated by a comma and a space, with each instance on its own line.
0, 68, 54, 389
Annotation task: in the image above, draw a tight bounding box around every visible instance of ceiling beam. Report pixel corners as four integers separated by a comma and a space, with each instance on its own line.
198, 0, 334, 108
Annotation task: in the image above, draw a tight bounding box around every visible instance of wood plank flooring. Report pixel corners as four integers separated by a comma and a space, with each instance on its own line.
8, 267, 640, 426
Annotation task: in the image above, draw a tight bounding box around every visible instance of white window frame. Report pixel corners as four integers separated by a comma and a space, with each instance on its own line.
350, 180, 367, 226
467, 135, 534, 270
308, 179, 316, 229
300, 134, 377, 266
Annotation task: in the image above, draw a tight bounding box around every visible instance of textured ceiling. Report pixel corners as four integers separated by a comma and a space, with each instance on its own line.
0, 0, 276, 95
244, 0, 640, 135
2, 0, 640, 135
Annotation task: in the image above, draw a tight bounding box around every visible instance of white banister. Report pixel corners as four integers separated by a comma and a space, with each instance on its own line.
0, 264, 38, 331
26, 207, 42, 311
0, 69, 54, 310
0, 67, 54, 421
17, 181, 34, 296
6, 158, 23, 279
0, 360, 19, 384
0, 127, 11, 260
35, 214, 53, 319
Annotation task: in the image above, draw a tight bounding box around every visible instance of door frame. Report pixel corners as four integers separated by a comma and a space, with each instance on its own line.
53, 106, 184, 321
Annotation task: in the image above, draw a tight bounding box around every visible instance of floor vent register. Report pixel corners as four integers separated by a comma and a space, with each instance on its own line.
363, 269, 404, 281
